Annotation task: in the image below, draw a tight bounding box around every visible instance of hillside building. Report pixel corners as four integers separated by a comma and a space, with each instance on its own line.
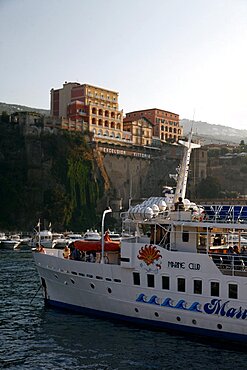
50, 82, 127, 145
124, 108, 182, 143
123, 117, 153, 146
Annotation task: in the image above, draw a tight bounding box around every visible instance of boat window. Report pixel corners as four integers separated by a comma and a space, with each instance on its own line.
193, 280, 202, 294
133, 272, 140, 285
162, 276, 170, 290
121, 257, 130, 262
228, 283, 238, 299
182, 231, 189, 242
211, 281, 220, 297
177, 277, 185, 292
147, 274, 155, 288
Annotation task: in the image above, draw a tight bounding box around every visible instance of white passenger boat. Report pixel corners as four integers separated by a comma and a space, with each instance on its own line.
29, 229, 53, 248
33, 132, 247, 343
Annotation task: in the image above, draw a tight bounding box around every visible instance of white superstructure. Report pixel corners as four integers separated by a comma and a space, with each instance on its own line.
33, 133, 247, 343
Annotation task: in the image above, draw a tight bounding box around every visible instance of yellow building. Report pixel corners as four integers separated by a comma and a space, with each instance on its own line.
123, 117, 153, 146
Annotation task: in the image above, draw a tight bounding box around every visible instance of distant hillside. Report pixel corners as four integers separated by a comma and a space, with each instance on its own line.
0, 102, 50, 116
181, 119, 247, 145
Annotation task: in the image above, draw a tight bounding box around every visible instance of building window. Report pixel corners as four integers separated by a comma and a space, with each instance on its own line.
211, 281, 220, 297
194, 280, 202, 294
182, 231, 189, 242
162, 276, 170, 290
228, 283, 238, 299
147, 274, 155, 288
133, 272, 140, 285
177, 278, 185, 292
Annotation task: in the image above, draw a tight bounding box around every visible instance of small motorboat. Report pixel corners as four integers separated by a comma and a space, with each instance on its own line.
1, 234, 22, 250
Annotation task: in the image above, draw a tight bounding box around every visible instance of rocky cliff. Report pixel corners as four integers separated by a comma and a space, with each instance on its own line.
0, 123, 104, 231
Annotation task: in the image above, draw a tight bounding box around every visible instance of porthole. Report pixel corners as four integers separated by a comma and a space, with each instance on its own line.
192, 319, 197, 325
217, 324, 222, 330
90, 283, 95, 289
64, 281, 68, 285
176, 316, 181, 322
154, 312, 159, 317
79, 273, 84, 277
106, 278, 112, 281
108, 287, 112, 294
70, 278, 75, 284
54, 274, 58, 279
86, 274, 93, 278
96, 276, 103, 280
135, 308, 139, 313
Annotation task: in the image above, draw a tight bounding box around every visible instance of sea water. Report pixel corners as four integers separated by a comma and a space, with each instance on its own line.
1, 249, 247, 370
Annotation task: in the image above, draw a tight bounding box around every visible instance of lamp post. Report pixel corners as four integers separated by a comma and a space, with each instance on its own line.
101, 207, 112, 264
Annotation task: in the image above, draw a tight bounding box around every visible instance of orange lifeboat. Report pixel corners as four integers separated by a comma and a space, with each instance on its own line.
73, 231, 120, 252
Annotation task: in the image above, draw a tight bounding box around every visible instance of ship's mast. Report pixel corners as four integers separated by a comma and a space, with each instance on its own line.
173, 129, 200, 204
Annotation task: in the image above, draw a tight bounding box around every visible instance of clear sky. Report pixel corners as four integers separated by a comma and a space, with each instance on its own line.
0, 0, 247, 129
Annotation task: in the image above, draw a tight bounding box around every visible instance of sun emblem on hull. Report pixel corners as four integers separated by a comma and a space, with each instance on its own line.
137, 245, 162, 273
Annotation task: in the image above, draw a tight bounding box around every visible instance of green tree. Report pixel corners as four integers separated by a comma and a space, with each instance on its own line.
196, 176, 222, 199
1, 111, 9, 123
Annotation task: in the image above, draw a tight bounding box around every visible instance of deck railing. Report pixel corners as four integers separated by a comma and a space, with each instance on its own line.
209, 252, 247, 276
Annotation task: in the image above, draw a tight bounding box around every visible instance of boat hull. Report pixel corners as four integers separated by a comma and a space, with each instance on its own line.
34, 250, 247, 344
0, 241, 21, 249
45, 298, 246, 343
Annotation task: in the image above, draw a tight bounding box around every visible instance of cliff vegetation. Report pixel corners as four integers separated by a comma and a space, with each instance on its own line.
0, 123, 104, 231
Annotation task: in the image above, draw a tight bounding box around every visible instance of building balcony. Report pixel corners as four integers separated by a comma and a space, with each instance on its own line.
93, 134, 132, 144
